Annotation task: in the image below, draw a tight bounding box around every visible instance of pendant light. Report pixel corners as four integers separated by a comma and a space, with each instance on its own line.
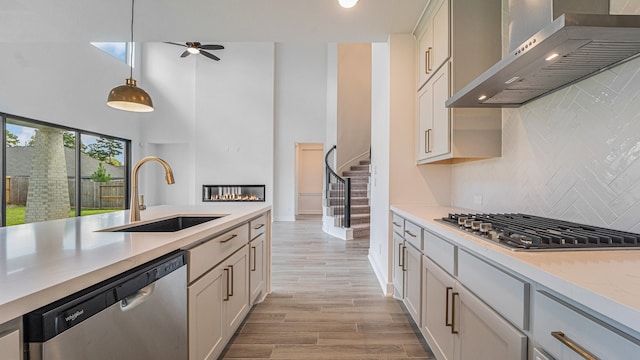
107, 0, 153, 112
338, 0, 359, 8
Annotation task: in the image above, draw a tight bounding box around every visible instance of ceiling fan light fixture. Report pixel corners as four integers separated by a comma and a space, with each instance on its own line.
338, 0, 359, 8
187, 46, 200, 54
107, 0, 153, 112
107, 78, 154, 112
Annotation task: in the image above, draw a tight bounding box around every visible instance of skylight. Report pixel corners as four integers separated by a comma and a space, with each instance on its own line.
91, 42, 131, 65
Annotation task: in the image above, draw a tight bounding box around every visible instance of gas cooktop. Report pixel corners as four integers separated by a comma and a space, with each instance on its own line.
439, 213, 640, 251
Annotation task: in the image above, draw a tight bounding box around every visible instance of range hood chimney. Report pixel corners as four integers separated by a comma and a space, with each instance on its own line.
446, 0, 640, 108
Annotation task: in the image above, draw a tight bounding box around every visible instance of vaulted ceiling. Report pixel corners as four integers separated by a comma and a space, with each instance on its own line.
1, 0, 429, 43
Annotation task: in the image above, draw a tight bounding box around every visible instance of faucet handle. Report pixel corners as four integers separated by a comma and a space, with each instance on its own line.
139, 195, 147, 211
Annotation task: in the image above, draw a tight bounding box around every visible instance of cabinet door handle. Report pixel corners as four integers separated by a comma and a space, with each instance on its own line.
220, 234, 237, 243
551, 332, 598, 360
228, 265, 234, 297
402, 245, 407, 272
398, 243, 404, 268
427, 129, 432, 153
224, 268, 230, 301
427, 47, 433, 72
424, 130, 429, 154
425, 48, 429, 74
405, 230, 417, 238
445, 286, 453, 328
451, 292, 459, 334
251, 246, 257, 271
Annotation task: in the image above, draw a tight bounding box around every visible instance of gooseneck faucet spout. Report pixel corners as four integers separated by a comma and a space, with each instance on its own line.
130, 156, 175, 222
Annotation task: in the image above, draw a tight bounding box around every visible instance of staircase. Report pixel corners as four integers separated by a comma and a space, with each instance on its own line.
324, 159, 371, 239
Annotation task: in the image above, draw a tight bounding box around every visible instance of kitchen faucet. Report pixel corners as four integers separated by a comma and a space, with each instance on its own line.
130, 156, 175, 222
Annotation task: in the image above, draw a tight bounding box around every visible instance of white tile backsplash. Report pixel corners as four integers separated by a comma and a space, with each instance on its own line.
451, 57, 640, 231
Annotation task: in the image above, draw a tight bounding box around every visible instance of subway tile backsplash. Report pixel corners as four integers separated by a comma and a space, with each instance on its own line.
451, 56, 640, 232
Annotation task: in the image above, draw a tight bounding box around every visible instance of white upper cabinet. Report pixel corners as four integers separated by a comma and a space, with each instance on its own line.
414, 0, 503, 164
417, 0, 450, 89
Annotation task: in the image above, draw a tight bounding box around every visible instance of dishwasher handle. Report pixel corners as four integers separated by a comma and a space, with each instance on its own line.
120, 283, 156, 312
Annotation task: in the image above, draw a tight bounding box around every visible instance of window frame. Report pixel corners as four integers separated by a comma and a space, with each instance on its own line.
1, 112, 131, 226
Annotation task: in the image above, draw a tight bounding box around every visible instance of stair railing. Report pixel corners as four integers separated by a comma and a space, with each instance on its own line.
325, 145, 351, 228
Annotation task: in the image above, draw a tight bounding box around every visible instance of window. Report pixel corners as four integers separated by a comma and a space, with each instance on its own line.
2, 113, 130, 227
90, 42, 132, 65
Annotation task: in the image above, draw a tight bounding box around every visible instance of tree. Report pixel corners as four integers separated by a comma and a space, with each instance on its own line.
62, 132, 87, 152
5, 130, 19, 147
90, 162, 112, 182
87, 138, 123, 166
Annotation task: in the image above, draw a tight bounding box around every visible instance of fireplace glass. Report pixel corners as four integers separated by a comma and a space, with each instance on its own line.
202, 185, 265, 202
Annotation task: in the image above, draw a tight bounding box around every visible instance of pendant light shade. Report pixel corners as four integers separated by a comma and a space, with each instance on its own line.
107, 0, 153, 112
338, 0, 359, 8
107, 78, 153, 112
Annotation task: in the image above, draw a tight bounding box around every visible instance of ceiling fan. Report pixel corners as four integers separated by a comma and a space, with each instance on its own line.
165, 42, 224, 61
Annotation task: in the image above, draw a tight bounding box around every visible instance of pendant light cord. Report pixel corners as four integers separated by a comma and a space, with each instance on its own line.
129, 0, 135, 79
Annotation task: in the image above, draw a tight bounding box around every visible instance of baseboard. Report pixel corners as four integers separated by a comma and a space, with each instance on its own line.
368, 250, 393, 296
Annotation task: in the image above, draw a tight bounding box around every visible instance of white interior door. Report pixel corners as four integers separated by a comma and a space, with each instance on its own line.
296, 143, 323, 216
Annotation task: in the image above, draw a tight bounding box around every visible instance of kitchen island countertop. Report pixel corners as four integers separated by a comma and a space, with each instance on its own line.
0, 203, 270, 324
391, 205, 640, 336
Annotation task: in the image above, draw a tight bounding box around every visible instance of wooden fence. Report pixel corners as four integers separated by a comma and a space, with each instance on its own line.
6, 176, 125, 209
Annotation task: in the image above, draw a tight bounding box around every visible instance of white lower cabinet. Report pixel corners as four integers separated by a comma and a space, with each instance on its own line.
0, 319, 21, 360
404, 243, 422, 326
393, 233, 405, 298
188, 246, 250, 360
422, 256, 527, 360
249, 233, 266, 305
534, 290, 640, 360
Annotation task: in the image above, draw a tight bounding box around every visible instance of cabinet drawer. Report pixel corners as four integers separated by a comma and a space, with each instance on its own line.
392, 213, 405, 235
404, 221, 423, 251
458, 250, 529, 330
423, 229, 456, 275
534, 291, 640, 360
188, 223, 249, 282
249, 213, 267, 240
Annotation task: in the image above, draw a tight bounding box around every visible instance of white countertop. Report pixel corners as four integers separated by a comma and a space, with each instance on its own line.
0, 203, 270, 324
391, 205, 640, 336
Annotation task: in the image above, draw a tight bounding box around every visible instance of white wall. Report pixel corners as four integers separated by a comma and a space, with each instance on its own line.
326, 44, 338, 158
138, 42, 276, 208
140, 42, 197, 205
450, 0, 640, 232
274, 43, 328, 221
194, 43, 275, 205
368, 34, 452, 295
369, 42, 391, 293
336, 43, 372, 172
0, 43, 143, 159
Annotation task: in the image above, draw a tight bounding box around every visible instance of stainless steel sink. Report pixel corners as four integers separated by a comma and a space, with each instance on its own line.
109, 216, 224, 232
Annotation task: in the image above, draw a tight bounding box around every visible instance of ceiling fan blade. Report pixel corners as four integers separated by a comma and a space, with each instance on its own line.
165, 42, 187, 47
200, 51, 220, 61
200, 44, 224, 50
180, 50, 191, 58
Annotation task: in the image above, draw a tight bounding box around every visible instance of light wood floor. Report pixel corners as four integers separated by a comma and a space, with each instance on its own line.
221, 219, 434, 359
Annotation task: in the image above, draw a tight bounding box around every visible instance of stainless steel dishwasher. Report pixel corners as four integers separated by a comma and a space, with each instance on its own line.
23, 250, 187, 360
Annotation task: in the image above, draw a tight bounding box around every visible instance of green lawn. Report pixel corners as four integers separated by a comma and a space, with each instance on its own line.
5, 206, 121, 226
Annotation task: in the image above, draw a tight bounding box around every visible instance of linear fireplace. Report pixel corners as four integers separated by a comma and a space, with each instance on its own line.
202, 185, 265, 202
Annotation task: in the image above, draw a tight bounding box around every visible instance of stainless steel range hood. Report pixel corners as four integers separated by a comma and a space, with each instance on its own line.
446, 1, 640, 108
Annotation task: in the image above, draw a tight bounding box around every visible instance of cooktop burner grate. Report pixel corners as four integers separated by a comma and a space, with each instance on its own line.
440, 213, 640, 251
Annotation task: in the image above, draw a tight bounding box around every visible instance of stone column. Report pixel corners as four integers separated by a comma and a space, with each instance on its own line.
24, 128, 71, 223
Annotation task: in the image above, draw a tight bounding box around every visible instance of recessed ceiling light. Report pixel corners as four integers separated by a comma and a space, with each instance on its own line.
338, 0, 359, 8
545, 53, 560, 61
